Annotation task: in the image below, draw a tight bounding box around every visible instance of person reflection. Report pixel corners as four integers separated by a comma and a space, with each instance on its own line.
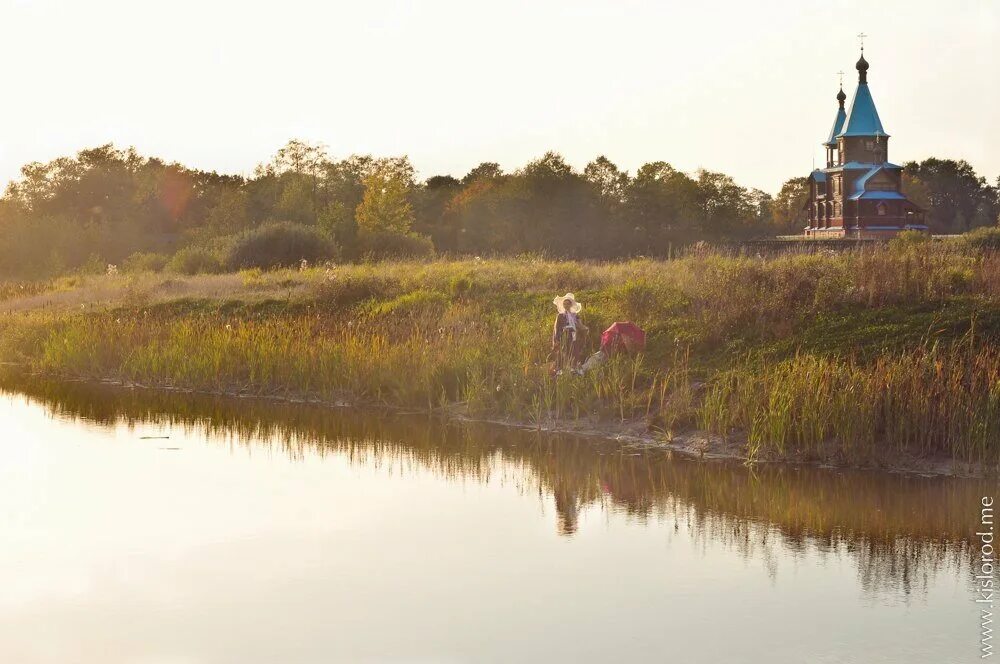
553, 483, 580, 535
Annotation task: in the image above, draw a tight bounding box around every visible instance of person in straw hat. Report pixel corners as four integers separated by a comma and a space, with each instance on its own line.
551, 293, 588, 374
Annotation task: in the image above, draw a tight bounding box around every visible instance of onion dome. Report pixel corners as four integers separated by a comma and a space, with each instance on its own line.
856, 53, 869, 83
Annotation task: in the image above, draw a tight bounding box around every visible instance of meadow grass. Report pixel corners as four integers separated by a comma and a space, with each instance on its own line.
2, 241, 1000, 467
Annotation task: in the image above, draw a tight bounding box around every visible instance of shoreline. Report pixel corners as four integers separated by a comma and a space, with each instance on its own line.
3, 368, 988, 480
2, 254, 999, 478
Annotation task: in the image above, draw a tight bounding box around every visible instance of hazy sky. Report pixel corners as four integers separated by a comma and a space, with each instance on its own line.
1, 0, 997, 194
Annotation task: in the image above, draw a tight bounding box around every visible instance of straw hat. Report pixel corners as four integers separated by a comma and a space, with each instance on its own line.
553, 292, 582, 314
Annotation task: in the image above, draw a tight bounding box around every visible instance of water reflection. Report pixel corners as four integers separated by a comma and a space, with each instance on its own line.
1, 374, 987, 599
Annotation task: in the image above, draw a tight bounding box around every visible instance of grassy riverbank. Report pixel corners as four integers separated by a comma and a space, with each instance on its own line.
2, 238, 1000, 469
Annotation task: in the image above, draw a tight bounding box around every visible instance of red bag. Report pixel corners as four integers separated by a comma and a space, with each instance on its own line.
600, 322, 646, 354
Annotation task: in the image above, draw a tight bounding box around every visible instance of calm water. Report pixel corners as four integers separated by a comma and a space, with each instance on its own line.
0, 378, 990, 663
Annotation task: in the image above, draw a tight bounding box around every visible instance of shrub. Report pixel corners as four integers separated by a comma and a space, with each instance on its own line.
166, 247, 223, 275
962, 226, 1000, 250
888, 229, 930, 252
78, 254, 105, 275
314, 271, 404, 309
366, 289, 449, 320
226, 222, 338, 271
448, 274, 475, 298
356, 228, 434, 260
122, 252, 169, 273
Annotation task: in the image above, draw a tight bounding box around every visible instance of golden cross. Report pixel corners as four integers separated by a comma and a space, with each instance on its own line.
837, 70, 845, 87
858, 32, 867, 52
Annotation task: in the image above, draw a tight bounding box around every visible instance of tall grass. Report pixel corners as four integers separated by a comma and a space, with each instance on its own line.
702, 343, 1000, 465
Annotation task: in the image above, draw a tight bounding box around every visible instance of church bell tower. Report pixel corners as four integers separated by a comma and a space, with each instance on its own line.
804, 42, 926, 238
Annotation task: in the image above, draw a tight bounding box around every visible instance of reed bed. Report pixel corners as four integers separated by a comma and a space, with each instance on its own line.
701, 343, 1000, 464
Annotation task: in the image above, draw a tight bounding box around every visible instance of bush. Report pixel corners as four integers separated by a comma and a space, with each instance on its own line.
962, 226, 1000, 250
356, 228, 434, 260
888, 229, 930, 252
166, 247, 223, 275
122, 251, 169, 273
315, 272, 403, 309
366, 289, 449, 320
226, 222, 338, 271
448, 273, 475, 298
78, 254, 106, 275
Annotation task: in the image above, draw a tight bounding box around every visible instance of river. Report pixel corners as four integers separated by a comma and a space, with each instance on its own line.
0, 378, 990, 663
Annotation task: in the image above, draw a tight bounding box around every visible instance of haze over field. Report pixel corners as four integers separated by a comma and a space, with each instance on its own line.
1, 0, 997, 193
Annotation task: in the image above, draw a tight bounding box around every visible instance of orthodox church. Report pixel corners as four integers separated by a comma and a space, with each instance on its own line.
804, 50, 926, 237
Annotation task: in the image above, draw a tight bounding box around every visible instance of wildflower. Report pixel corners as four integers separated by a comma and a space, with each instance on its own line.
106, 264, 118, 276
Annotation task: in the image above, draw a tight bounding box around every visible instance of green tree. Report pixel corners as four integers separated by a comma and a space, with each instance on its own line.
461, 162, 503, 185
206, 188, 250, 235
771, 177, 810, 233
256, 139, 330, 224
584, 156, 628, 204
318, 200, 357, 254
695, 170, 757, 238
623, 162, 700, 248
275, 174, 319, 224
903, 158, 993, 233
413, 175, 462, 252
356, 168, 415, 234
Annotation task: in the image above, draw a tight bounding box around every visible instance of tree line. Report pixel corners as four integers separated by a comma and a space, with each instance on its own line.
0, 140, 997, 277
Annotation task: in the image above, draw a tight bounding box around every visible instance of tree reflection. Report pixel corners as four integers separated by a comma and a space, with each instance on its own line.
2, 373, 988, 598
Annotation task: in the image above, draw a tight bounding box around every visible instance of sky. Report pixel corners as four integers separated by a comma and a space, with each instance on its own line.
0, 0, 997, 194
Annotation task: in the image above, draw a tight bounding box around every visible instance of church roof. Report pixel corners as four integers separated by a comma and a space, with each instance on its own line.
841, 161, 901, 170
849, 190, 907, 201
824, 106, 847, 147
837, 55, 889, 138
853, 164, 888, 190
821, 161, 901, 175
847, 164, 907, 201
